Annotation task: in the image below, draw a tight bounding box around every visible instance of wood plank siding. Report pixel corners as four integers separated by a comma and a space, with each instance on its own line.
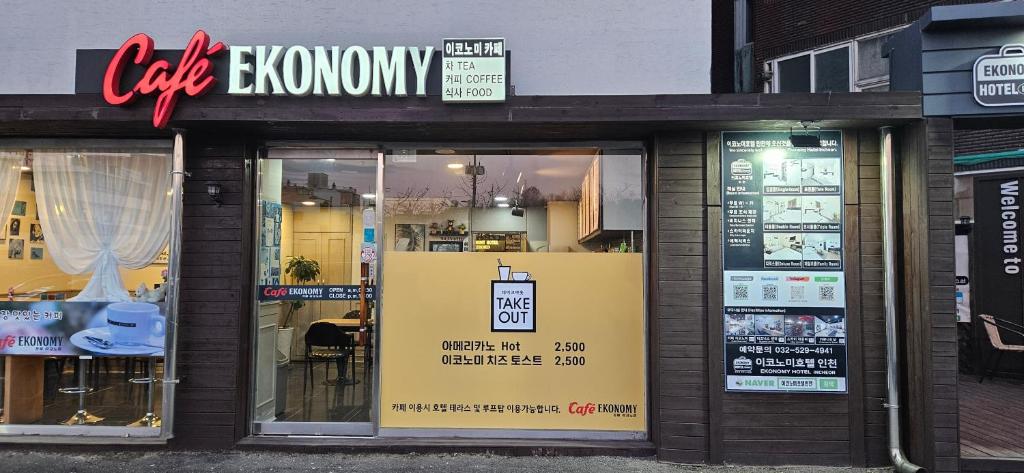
899, 119, 959, 473
173, 138, 254, 448
652, 129, 896, 467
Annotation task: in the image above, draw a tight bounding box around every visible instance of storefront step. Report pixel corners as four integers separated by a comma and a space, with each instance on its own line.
235, 437, 655, 457
961, 457, 1024, 473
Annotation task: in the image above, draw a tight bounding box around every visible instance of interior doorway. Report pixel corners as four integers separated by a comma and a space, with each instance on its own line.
251, 147, 379, 436
954, 168, 1024, 462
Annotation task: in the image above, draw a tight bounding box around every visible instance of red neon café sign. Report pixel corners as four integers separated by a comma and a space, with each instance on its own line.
102, 31, 467, 128
102, 30, 224, 129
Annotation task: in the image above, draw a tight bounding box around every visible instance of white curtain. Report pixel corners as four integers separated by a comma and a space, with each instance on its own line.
34, 150, 171, 301
0, 152, 22, 229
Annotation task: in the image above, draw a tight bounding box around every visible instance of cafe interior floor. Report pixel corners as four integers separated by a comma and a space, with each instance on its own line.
1, 354, 372, 427
277, 353, 372, 423
0, 357, 166, 426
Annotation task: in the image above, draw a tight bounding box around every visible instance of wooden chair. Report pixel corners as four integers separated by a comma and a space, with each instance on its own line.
977, 314, 1024, 383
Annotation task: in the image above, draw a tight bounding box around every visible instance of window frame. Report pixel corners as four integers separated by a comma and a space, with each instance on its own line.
0, 137, 181, 442
248, 140, 651, 441
766, 26, 905, 93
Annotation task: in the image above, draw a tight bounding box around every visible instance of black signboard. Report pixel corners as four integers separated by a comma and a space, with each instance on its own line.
971, 175, 1024, 375
258, 285, 375, 301
721, 131, 848, 393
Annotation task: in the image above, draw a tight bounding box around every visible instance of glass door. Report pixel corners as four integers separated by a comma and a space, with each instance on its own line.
251, 147, 380, 436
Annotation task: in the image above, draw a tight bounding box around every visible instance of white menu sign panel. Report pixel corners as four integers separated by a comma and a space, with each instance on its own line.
442, 38, 506, 103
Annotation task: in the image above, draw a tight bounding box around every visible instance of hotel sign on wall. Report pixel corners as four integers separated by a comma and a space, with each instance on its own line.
974, 44, 1024, 107
720, 131, 849, 393
95, 30, 507, 128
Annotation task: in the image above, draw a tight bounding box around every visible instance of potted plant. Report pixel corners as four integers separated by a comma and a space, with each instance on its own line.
277, 256, 321, 358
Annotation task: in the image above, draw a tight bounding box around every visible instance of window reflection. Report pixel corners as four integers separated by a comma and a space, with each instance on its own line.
384, 149, 644, 253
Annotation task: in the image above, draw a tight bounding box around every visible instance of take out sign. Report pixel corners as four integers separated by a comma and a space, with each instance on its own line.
101, 30, 506, 128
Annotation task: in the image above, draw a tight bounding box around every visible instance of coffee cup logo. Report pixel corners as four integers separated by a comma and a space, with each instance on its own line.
106, 302, 165, 346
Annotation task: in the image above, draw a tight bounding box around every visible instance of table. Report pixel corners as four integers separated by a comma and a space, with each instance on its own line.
318, 318, 374, 329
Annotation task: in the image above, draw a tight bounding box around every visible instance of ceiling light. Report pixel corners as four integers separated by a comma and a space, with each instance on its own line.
497, 203, 510, 208
361, 193, 376, 199
494, 196, 509, 202
436, 149, 457, 155
301, 201, 317, 206
447, 163, 464, 169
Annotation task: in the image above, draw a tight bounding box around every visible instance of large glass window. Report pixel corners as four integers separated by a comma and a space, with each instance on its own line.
0, 143, 174, 436
379, 147, 647, 437
250, 145, 648, 439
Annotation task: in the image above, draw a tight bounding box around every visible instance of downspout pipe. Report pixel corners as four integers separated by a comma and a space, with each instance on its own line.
879, 126, 926, 473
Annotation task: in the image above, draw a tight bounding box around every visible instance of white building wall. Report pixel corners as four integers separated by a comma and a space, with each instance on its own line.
0, 0, 711, 95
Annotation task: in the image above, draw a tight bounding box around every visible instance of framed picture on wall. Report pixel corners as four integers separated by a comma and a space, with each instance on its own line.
8, 239, 24, 259
30, 247, 43, 260
29, 223, 43, 242
9, 218, 20, 236
11, 201, 26, 216
395, 224, 426, 251
429, 241, 464, 252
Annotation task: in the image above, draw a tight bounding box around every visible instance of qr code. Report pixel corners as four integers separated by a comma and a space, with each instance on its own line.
762, 284, 779, 301
790, 285, 805, 300
819, 285, 836, 302
733, 285, 749, 300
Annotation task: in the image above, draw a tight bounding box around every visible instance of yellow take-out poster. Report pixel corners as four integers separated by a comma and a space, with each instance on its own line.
380, 252, 646, 432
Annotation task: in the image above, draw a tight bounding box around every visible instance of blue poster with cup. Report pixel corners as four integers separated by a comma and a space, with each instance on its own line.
0, 301, 165, 357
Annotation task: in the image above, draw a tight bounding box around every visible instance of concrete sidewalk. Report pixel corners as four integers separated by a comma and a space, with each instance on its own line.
0, 451, 891, 473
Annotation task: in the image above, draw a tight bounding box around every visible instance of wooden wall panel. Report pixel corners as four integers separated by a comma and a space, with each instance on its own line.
855, 129, 890, 467
899, 119, 959, 473
653, 132, 709, 464
926, 119, 959, 473
171, 139, 253, 448
653, 129, 888, 466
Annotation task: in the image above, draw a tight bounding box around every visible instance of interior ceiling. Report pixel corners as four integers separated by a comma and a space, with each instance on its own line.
277, 148, 608, 202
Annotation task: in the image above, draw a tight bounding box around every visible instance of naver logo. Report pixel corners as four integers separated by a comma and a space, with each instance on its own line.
738, 379, 775, 388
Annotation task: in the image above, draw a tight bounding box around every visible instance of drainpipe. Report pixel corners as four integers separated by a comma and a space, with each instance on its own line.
879, 126, 926, 473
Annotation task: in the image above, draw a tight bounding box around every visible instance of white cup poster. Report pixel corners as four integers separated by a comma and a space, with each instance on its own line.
0, 301, 166, 357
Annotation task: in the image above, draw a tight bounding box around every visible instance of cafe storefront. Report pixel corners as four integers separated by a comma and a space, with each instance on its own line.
0, 2, 960, 470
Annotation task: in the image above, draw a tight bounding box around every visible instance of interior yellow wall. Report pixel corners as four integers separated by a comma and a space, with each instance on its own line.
546, 201, 587, 252
0, 173, 163, 298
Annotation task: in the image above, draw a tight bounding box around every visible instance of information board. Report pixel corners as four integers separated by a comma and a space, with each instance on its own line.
721, 131, 848, 393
